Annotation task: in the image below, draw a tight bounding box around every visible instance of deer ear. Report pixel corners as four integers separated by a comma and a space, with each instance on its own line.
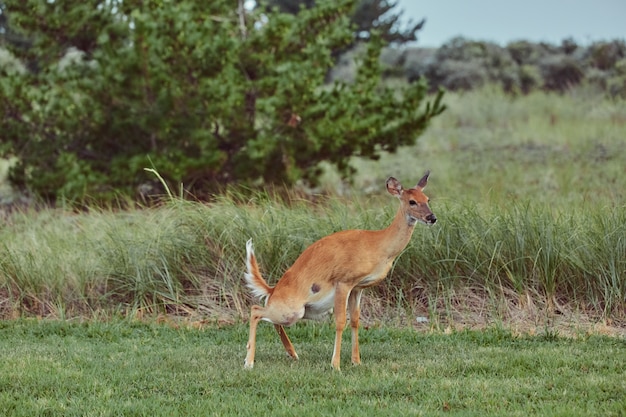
417, 170, 430, 190
386, 177, 403, 197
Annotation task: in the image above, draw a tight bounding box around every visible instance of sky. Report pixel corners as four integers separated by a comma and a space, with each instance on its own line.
396, 0, 626, 47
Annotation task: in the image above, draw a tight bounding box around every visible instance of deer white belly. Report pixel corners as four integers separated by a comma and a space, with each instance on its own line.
303, 289, 335, 320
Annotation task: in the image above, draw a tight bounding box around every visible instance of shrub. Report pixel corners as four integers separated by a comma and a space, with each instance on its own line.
586, 68, 611, 91
517, 64, 542, 94
586, 40, 626, 70
560, 37, 579, 55
506, 40, 552, 66
432, 59, 489, 91
539, 54, 585, 91
402, 47, 436, 83
0, 47, 26, 75
420, 37, 518, 92
379, 46, 405, 78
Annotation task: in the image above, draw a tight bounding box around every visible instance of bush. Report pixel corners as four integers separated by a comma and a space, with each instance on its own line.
517, 64, 542, 94
539, 54, 585, 91
0, 47, 26, 75
417, 37, 519, 92
430, 59, 489, 91
402, 47, 436, 83
586, 40, 626, 70
607, 75, 626, 98
506, 40, 555, 66
378, 36, 626, 96
379, 46, 405, 78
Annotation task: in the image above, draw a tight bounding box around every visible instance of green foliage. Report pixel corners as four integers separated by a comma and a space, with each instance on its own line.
351, 0, 425, 44
0, 0, 444, 202
0, 47, 25, 75
263, 0, 426, 44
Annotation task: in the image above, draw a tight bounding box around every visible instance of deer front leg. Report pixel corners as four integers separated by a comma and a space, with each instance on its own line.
274, 324, 299, 360
244, 305, 263, 369
331, 283, 351, 370
348, 288, 363, 365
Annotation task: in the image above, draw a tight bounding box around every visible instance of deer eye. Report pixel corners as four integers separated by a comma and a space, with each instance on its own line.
409, 200, 417, 206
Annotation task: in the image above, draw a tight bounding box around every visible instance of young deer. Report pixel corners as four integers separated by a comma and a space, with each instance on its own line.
244, 173, 436, 370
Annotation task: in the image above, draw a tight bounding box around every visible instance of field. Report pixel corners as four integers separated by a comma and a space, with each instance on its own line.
1, 320, 625, 417
330, 86, 626, 207
0, 87, 625, 415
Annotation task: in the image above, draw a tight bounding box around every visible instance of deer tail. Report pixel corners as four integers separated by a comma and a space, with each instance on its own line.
244, 239, 273, 302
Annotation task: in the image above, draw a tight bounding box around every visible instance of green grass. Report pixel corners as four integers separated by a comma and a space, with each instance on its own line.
333, 86, 626, 207
0, 320, 624, 416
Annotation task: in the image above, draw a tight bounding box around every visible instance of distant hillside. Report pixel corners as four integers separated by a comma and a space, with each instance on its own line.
337, 37, 626, 96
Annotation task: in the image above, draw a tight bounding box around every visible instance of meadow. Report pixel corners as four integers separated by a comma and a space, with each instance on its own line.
1, 320, 625, 416
1, 86, 625, 416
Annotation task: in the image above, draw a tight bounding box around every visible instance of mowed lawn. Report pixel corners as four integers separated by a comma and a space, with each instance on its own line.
1, 320, 624, 416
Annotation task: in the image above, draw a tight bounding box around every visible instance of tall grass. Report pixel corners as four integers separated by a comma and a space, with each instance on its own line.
397, 203, 626, 319
0, 206, 206, 318
0, 194, 624, 325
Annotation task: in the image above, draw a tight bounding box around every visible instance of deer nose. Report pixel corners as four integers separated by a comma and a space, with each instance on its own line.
426, 214, 437, 224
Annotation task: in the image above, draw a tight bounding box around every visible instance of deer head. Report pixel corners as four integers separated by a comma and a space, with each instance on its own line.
386, 171, 436, 226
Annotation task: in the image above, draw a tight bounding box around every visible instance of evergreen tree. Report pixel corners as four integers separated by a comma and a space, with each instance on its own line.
263, 0, 425, 44
0, 0, 443, 202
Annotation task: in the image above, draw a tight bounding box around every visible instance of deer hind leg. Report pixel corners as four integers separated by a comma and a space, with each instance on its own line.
274, 324, 298, 360
348, 288, 363, 365
245, 302, 304, 369
244, 305, 263, 369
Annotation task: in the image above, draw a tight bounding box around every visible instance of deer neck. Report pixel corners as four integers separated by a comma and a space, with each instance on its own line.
378, 205, 416, 257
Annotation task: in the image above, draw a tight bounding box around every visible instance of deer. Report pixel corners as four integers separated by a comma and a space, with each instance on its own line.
243, 172, 436, 370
